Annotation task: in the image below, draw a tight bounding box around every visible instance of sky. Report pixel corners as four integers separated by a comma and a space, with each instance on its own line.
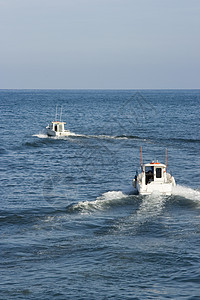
0, 0, 200, 89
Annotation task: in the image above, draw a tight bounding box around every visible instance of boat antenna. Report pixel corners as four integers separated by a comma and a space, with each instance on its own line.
55, 105, 58, 121
140, 146, 143, 168
60, 105, 63, 121
165, 148, 167, 169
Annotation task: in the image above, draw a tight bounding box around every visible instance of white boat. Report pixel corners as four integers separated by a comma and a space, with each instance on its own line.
46, 121, 71, 137
46, 106, 71, 137
133, 147, 176, 195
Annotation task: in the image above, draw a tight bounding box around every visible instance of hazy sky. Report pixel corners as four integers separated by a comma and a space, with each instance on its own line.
0, 0, 199, 89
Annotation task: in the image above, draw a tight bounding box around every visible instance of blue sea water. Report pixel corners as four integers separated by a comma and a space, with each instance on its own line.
0, 89, 200, 299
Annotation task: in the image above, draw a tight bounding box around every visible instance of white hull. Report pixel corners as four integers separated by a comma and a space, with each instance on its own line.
46, 128, 71, 137
136, 180, 174, 196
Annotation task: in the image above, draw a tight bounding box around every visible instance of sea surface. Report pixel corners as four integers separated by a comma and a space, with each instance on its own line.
0, 89, 200, 299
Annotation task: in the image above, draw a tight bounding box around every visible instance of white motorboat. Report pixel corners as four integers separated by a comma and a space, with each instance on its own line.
46, 121, 71, 137
46, 106, 71, 137
133, 147, 176, 195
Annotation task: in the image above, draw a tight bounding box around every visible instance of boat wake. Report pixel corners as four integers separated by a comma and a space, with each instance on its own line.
33, 133, 49, 138
62, 184, 200, 218
172, 184, 200, 203
135, 193, 166, 221
113, 185, 200, 234
33, 132, 140, 140
32, 131, 80, 139
20, 186, 200, 234
87, 134, 140, 140
114, 193, 167, 234
67, 191, 129, 214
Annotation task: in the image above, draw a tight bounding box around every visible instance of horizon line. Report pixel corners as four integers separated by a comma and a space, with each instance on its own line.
0, 88, 200, 91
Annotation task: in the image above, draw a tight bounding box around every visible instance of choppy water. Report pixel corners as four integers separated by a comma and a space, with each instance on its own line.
0, 89, 200, 299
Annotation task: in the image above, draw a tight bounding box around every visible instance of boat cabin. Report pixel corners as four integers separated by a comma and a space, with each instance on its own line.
144, 162, 166, 185
50, 121, 66, 133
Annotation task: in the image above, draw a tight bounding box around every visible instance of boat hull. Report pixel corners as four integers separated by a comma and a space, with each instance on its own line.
135, 181, 175, 196
46, 128, 71, 137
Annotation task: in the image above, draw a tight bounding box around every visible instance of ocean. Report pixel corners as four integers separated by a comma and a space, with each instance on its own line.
0, 89, 200, 299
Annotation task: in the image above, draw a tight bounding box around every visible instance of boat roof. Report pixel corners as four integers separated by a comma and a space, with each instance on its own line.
144, 161, 166, 168
51, 121, 66, 124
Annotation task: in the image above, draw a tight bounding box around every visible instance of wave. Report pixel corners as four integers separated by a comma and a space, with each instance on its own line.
32, 133, 49, 139
88, 134, 140, 140
116, 135, 141, 139
67, 191, 129, 214
170, 138, 200, 144
0, 147, 7, 155
0, 207, 65, 226
172, 185, 200, 204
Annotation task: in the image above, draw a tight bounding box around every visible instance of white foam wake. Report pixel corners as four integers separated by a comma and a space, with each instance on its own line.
33, 132, 133, 140
135, 193, 166, 221
33, 133, 49, 138
71, 191, 128, 214
172, 184, 200, 203
88, 134, 128, 140
114, 193, 167, 234
33, 132, 84, 139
